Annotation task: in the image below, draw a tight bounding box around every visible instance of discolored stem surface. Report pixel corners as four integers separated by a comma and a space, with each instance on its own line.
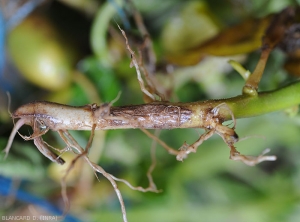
111, 80, 300, 128
12, 80, 300, 132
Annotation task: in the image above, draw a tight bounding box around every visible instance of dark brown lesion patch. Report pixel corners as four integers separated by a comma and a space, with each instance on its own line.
110, 103, 192, 129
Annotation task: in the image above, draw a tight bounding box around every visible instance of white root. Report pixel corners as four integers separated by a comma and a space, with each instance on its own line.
86, 161, 128, 222
140, 128, 179, 156
212, 102, 236, 129
59, 129, 128, 222
176, 130, 215, 161
3, 119, 27, 159
118, 24, 156, 101
146, 130, 161, 192
34, 136, 65, 165
20, 118, 49, 141
229, 148, 277, 166
56, 127, 161, 222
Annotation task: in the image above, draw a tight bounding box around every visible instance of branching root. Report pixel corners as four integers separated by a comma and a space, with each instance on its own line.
55, 126, 160, 222
118, 25, 157, 102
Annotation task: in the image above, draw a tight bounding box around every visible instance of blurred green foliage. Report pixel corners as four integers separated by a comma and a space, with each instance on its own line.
1, 0, 300, 222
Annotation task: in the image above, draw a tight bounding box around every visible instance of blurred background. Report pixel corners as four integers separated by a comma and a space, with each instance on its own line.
1, 0, 300, 221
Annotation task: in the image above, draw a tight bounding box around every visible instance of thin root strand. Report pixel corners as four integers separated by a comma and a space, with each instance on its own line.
230, 148, 277, 166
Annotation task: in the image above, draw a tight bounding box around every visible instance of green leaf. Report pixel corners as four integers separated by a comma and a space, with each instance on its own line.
0, 139, 46, 180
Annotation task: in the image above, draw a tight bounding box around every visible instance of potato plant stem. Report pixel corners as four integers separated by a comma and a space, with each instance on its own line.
202, 80, 300, 120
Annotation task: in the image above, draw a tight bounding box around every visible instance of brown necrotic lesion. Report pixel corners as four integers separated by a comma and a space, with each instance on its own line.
110, 103, 192, 129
